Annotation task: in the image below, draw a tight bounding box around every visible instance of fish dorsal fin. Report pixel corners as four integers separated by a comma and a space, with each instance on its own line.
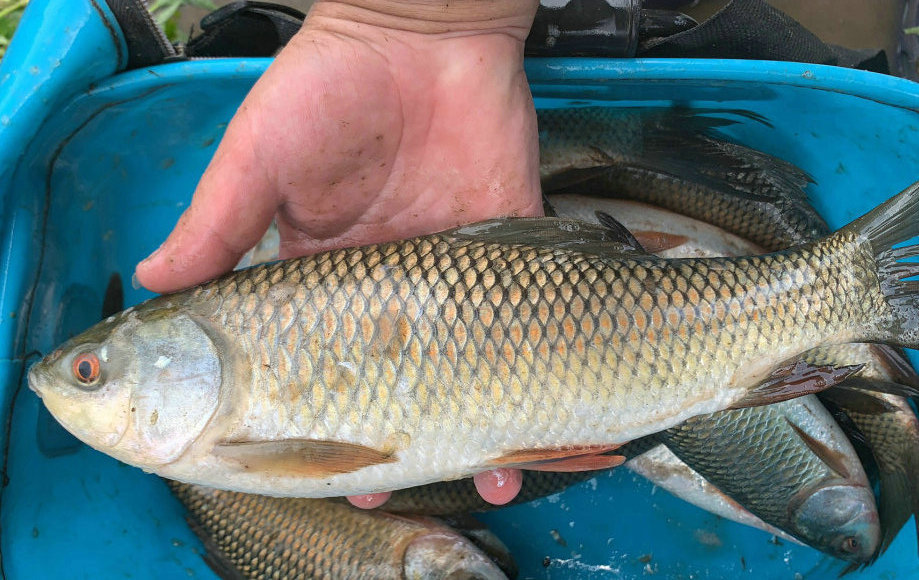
867, 344, 919, 388
593, 211, 644, 250
840, 377, 919, 400
101, 273, 124, 319
819, 383, 903, 415
594, 211, 691, 255
783, 417, 852, 480
446, 217, 647, 257
730, 360, 864, 409
213, 439, 397, 478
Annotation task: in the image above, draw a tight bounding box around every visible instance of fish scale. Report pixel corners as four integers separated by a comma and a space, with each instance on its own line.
175, 229, 876, 496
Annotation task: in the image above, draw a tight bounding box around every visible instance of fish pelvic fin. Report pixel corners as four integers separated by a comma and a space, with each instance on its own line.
486, 445, 625, 472
842, 180, 919, 348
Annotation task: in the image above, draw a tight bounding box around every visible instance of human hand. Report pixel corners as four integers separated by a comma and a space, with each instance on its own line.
134, 0, 542, 291
134, 1, 542, 507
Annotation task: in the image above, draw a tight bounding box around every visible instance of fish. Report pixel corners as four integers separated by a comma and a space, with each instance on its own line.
625, 444, 799, 543
167, 480, 509, 580
547, 195, 764, 257
27, 180, 919, 498
548, 194, 881, 562
229, 197, 823, 544
537, 106, 827, 251
810, 343, 919, 559
656, 397, 879, 562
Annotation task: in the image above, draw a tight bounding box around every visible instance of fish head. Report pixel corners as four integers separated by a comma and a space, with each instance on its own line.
28, 302, 222, 469
791, 483, 880, 563
403, 531, 508, 579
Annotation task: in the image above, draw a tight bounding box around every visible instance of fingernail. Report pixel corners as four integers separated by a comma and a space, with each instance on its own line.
346, 491, 391, 509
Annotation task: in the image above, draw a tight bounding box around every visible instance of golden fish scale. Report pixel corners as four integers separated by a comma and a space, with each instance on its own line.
168, 481, 437, 579
191, 230, 881, 464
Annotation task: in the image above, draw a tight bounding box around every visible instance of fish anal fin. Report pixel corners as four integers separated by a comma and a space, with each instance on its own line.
486, 445, 623, 472
214, 439, 397, 478
729, 361, 864, 409
631, 230, 690, 254
783, 418, 852, 480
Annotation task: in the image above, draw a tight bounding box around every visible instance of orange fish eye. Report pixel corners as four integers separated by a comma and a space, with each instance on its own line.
72, 352, 101, 385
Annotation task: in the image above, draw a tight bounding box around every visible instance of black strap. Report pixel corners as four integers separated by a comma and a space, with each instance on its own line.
525, 0, 642, 57
104, 0, 177, 69
185, 2, 305, 58
639, 0, 888, 74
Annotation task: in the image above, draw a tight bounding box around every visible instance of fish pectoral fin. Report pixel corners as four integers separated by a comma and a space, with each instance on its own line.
783, 418, 852, 480
213, 439, 397, 478
729, 360, 864, 410
486, 445, 625, 473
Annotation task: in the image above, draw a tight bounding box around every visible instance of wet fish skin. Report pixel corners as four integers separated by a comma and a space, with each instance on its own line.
28, 182, 919, 498
538, 106, 826, 251
167, 480, 509, 580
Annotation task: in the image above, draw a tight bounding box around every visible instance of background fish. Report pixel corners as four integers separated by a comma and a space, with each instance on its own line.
809, 342, 919, 560
538, 106, 827, 250
168, 480, 510, 580
27, 181, 919, 499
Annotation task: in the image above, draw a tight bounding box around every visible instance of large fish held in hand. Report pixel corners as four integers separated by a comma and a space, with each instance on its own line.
27, 181, 919, 498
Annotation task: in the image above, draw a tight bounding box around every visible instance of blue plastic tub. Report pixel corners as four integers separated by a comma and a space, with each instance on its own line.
2, 1, 919, 578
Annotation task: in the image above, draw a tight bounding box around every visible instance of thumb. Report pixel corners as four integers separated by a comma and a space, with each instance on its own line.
134, 119, 278, 294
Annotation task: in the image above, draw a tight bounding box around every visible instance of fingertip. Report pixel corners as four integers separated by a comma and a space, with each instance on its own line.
473, 468, 523, 506
346, 491, 392, 509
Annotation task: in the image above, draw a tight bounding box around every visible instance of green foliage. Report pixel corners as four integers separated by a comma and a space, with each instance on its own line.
149, 0, 216, 43
0, 0, 29, 61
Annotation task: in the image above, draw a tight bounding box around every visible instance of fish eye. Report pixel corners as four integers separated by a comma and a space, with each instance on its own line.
841, 537, 859, 553
72, 352, 101, 386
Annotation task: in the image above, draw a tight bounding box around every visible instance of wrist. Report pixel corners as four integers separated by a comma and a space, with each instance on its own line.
307, 0, 539, 38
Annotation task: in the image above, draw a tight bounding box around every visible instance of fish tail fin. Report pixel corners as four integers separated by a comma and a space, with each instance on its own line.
842, 180, 919, 348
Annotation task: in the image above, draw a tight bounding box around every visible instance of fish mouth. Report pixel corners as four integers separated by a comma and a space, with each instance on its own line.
27, 363, 46, 398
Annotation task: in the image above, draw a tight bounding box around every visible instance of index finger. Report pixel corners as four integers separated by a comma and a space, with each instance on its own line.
134, 114, 278, 294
